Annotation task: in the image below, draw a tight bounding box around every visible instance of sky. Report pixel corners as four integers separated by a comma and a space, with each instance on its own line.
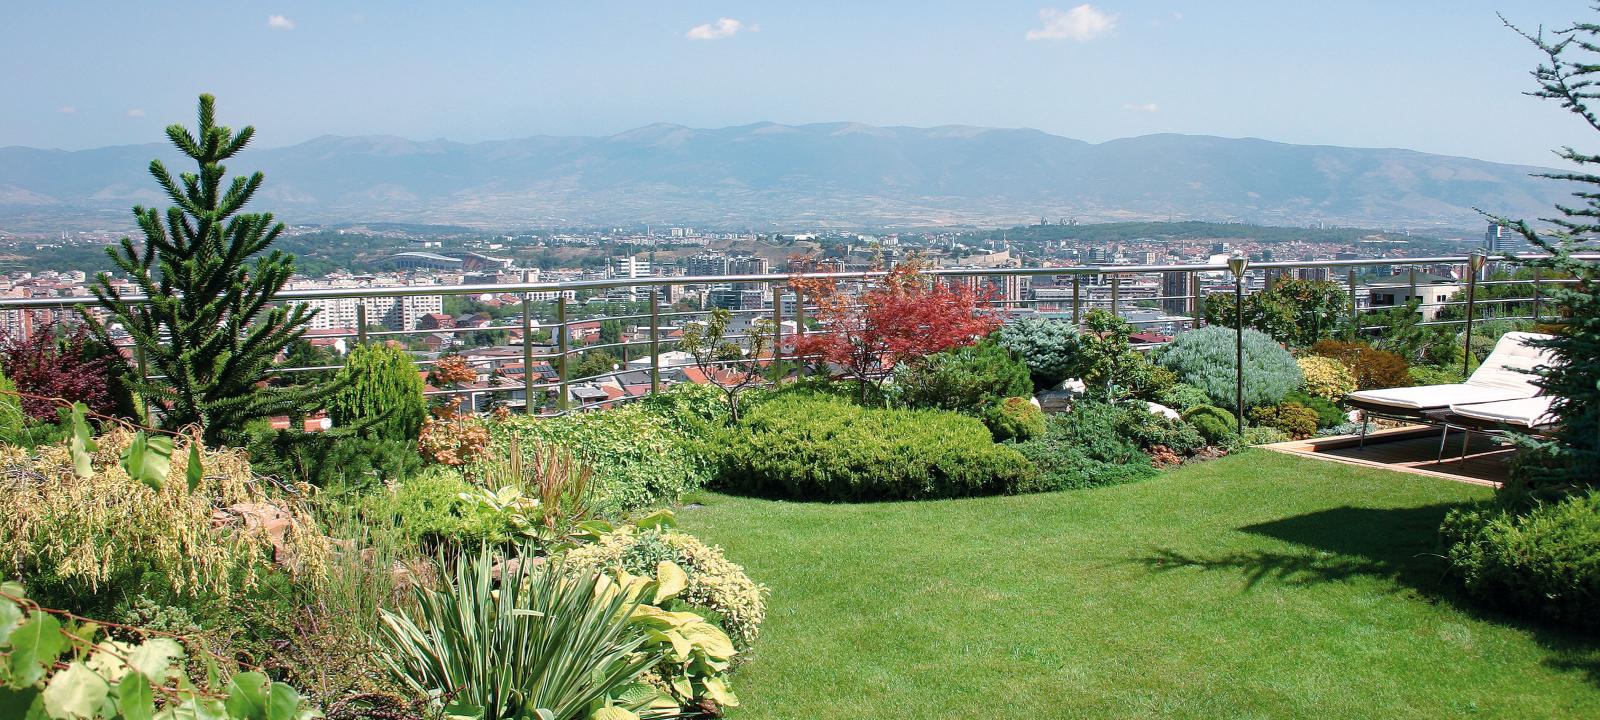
2, 1, 1595, 168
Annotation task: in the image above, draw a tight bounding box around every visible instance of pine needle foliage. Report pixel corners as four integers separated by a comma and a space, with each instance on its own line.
82, 95, 324, 445
327, 341, 428, 442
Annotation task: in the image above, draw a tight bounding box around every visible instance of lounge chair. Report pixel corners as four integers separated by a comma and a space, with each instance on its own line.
1344, 331, 1555, 446
1433, 396, 1561, 464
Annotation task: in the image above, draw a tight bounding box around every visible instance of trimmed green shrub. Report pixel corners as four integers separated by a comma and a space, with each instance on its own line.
987, 396, 1045, 441
1153, 326, 1302, 410
489, 407, 708, 516
1248, 402, 1319, 440
713, 394, 1037, 501
1156, 382, 1213, 412
1441, 490, 1600, 631
1182, 404, 1237, 444
1235, 426, 1290, 447
327, 341, 428, 441
994, 317, 1084, 389
1116, 407, 1207, 456
1283, 390, 1345, 429
894, 339, 1033, 413
1409, 364, 1467, 386
1014, 401, 1156, 491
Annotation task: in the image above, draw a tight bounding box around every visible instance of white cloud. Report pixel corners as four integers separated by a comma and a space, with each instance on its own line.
1026, 5, 1115, 42
1122, 102, 1159, 112
126, 108, 146, 118
57, 105, 76, 114
267, 14, 295, 30
686, 17, 747, 40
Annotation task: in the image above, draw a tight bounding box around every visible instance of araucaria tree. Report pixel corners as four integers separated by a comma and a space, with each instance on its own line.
791, 260, 999, 402
84, 95, 323, 445
1488, 14, 1600, 499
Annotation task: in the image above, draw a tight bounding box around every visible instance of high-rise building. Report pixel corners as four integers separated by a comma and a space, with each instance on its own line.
1484, 222, 1536, 256
1160, 272, 1191, 315
685, 252, 729, 277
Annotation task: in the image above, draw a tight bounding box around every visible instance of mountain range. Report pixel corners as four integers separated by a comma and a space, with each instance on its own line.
0, 122, 1572, 230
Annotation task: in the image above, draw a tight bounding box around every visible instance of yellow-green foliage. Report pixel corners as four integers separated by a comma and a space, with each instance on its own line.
1297, 355, 1356, 402
564, 524, 768, 649
0, 428, 329, 598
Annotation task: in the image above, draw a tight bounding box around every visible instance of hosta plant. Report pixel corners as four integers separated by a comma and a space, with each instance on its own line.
598, 560, 742, 712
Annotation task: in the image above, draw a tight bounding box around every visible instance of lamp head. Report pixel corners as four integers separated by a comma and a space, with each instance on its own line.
1227, 254, 1249, 279
1467, 252, 1487, 273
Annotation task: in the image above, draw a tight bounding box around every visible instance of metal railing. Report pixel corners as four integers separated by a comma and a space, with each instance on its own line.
0, 252, 1585, 416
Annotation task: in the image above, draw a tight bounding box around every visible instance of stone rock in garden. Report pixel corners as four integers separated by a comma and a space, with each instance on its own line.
1146, 402, 1181, 420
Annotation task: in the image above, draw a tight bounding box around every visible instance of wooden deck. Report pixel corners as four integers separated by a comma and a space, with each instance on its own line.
1264, 425, 1512, 487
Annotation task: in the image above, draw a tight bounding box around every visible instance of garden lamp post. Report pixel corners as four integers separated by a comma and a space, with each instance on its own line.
1463, 252, 1487, 375
1228, 254, 1250, 434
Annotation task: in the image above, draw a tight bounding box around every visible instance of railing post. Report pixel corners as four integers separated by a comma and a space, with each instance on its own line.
1532, 267, 1543, 323
1071, 274, 1082, 327
772, 285, 784, 366
355, 302, 368, 345
649, 287, 661, 395
520, 296, 534, 415
1408, 268, 1418, 307
1463, 253, 1485, 375
1346, 269, 1358, 339
1110, 275, 1121, 317
556, 295, 569, 413
795, 288, 806, 337
1187, 270, 1200, 328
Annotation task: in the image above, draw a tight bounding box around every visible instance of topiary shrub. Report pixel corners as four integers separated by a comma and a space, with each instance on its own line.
1182, 404, 1237, 444
894, 339, 1033, 414
1441, 490, 1600, 631
1153, 326, 1302, 411
1248, 402, 1320, 440
1282, 390, 1346, 429
1296, 355, 1356, 402
713, 394, 1037, 501
1155, 382, 1212, 412
1013, 401, 1156, 491
564, 523, 769, 649
994, 317, 1084, 390
488, 407, 708, 516
987, 396, 1045, 442
327, 341, 428, 441
1310, 339, 1410, 390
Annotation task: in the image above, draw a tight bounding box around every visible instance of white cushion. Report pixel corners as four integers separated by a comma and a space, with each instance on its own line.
1348, 384, 1529, 410
1464, 332, 1557, 395
1451, 397, 1559, 428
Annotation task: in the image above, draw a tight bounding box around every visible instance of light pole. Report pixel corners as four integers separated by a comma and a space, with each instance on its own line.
1228, 254, 1250, 435
1463, 252, 1487, 375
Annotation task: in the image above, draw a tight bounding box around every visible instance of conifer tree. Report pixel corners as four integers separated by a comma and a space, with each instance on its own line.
84, 94, 324, 445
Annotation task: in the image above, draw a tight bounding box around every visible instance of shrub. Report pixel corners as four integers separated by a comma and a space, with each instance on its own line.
713, 395, 1037, 501
1153, 326, 1302, 410
1310, 340, 1410, 390
418, 415, 491, 467
563, 521, 769, 649
994, 317, 1084, 389
894, 339, 1033, 415
1156, 382, 1213, 411
357, 466, 513, 548
377, 546, 664, 720
1236, 426, 1290, 446
246, 422, 423, 488
1282, 390, 1346, 429
1115, 406, 1207, 457
0, 428, 330, 611
1441, 491, 1600, 631
1296, 355, 1356, 402
1409, 364, 1466, 386
987, 396, 1045, 442
1248, 402, 1320, 440
0, 368, 25, 444
0, 322, 119, 422
1182, 404, 1237, 444
1013, 401, 1155, 491
327, 341, 428, 442
488, 407, 708, 516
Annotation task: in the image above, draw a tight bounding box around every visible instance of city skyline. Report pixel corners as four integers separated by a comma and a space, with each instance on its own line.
2, 1, 1593, 169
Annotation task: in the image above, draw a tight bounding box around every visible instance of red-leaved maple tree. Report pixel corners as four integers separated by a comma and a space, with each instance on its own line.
791, 260, 999, 402
0, 322, 118, 422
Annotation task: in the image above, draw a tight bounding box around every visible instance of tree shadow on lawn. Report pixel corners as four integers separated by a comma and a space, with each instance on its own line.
1128, 503, 1600, 687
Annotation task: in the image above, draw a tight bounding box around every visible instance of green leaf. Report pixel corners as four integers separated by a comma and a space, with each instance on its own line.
121, 432, 172, 491
186, 441, 203, 492
0, 595, 23, 647
41, 662, 109, 719
224, 672, 270, 720
0, 686, 43, 720
124, 638, 183, 685
67, 404, 96, 480
589, 708, 639, 720
263, 682, 301, 720
8, 614, 64, 687
117, 673, 153, 720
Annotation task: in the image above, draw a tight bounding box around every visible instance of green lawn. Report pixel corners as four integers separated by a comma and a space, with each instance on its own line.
677, 451, 1600, 719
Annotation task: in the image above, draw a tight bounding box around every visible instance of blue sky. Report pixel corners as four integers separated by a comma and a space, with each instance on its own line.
1, 2, 1593, 167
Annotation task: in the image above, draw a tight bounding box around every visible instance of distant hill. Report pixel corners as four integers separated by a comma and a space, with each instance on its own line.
0, 122, 1571, 230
